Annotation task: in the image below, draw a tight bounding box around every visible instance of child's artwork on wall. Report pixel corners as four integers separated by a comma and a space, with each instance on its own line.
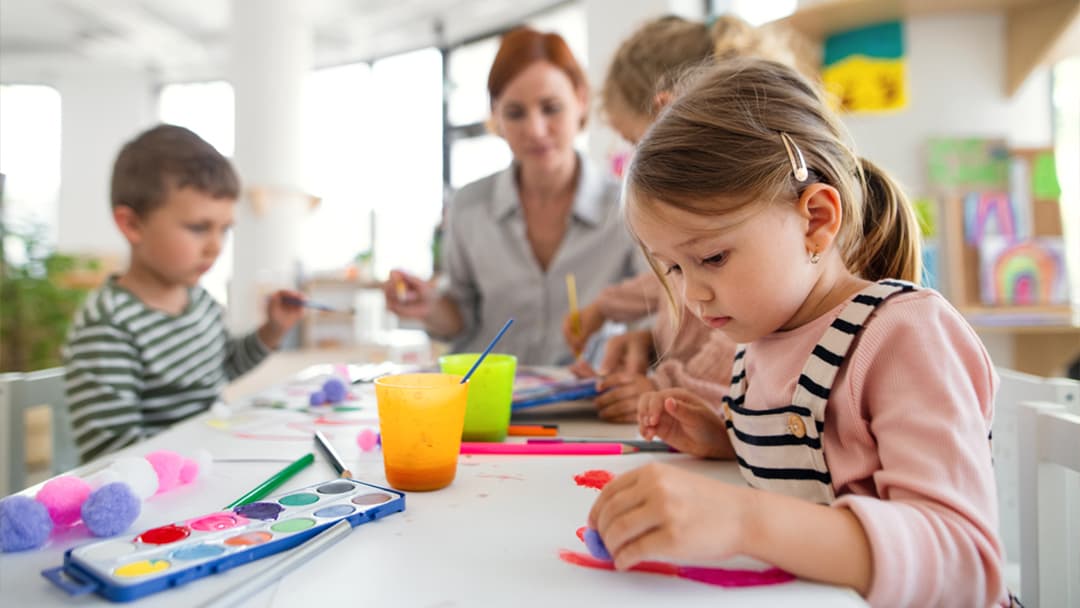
822, 21, 906, 113
922, 242, 940, 291
927, 138, 1010, 192
963, 191, 1020, 244
979, 237, 1069, 305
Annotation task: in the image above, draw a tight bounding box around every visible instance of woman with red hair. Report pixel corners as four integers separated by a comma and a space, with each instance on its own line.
385, 28, 641, 366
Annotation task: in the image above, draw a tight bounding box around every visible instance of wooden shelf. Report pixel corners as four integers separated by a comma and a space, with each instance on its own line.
781, 0, 1080, 96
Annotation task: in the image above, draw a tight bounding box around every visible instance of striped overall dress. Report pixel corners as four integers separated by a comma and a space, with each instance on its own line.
720, 279, 917, 504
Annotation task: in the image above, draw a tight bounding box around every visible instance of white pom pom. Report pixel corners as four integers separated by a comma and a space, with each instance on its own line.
85, 468, 122, 491
210, 401, 232, 419
193, 449, 213, 477
108, 457, 159, 500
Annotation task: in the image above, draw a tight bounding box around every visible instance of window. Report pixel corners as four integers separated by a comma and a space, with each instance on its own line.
0, 85, 62, 247
158, 81, 235, 304
368, 48, 445, 278
301, 62, 376, 274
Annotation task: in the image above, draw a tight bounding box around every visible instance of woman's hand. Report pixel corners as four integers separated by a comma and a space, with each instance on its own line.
638, 388, 733, 458
384, 269, 434, 320
587, 463, 756, 570
594, 373, 656, 422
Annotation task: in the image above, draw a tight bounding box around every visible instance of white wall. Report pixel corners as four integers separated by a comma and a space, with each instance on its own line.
54, 64, 157, 256
841, 12, 1053, 197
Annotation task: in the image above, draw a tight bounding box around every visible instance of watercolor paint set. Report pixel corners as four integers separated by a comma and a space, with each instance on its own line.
42, 478, 405, 602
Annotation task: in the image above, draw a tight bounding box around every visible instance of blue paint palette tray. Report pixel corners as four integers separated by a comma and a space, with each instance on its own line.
42, 478, 404, 602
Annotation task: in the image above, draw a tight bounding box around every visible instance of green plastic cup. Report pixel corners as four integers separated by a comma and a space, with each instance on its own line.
438, 353, 517, 442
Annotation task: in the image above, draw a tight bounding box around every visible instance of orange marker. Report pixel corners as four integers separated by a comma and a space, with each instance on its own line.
507, 425, 559, 437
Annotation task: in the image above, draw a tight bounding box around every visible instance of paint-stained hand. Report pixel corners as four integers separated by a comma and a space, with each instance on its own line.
595, 373, 656, 423
587, 462, 757, 570
598, 330, 653, 375
638, 388, 733, 459
384, 269, 434, 320
259, 289, 306, 349
562, 302, 605, 356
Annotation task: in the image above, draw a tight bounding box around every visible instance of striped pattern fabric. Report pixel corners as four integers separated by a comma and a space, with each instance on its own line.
63, 279, 269, 462
722, 280, 918, 503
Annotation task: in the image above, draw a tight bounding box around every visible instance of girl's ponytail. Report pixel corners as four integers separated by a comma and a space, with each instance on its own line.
851, 158, 922, 283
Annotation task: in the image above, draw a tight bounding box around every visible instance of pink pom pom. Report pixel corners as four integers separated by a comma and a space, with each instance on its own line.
357, 428, 379, 452
179, 458, 199, 484
145, 451, 185, 494
35, 476, 92, 526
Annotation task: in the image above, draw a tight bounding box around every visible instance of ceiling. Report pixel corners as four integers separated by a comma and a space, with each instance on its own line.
0, 0, 567, 82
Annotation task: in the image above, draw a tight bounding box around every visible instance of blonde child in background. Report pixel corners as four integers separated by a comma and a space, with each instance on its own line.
64, 125, 304, 463
588, 59, 1007, 606
564, 15, 804, 421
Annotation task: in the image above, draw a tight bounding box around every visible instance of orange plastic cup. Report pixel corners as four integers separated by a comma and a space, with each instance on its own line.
374, 373, 468, 491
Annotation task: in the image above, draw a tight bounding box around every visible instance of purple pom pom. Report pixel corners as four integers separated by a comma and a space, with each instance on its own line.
322, 378, 347, 403
82, 483, 141, 537
309, 390, 326, 406
0, 496, 53, 552
583, 528, 611, 561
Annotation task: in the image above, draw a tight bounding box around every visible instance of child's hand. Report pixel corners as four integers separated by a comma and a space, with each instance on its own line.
384, 270, 433, 320
562, 302, 604, 356
595, 373, 656, 423
638, 388, 732, 458
598, 329, 653, 375
568, 359, 599, 379
259, 289, 305, 349
587, 463, 755, 570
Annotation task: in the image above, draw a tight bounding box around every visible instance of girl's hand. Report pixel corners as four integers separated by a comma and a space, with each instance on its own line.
260, 289, 306, 349
598, 330, 653, 375
563, 302, 605, 356
638, 388, 733, 458
595, 373, 656, 422
384, 269, 434, 320
588, 463, 756, 570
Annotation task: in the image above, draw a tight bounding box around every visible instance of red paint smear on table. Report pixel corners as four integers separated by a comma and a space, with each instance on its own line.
574, 469, 614, 490
558, 549, 795, 588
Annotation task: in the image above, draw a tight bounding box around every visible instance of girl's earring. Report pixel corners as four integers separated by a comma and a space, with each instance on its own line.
809, 249, 821, 264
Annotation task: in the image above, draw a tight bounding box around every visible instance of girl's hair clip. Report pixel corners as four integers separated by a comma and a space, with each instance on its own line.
780, 132, 809, 182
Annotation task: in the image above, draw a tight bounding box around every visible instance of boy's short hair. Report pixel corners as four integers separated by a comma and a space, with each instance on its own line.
110, 124, 240, 216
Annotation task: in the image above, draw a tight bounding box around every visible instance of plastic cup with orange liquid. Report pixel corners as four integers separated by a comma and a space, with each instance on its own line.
374, 373, 468, 491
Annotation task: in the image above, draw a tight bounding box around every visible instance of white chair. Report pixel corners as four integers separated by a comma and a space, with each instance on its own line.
991, 367, 1080, 588
1017, 400, 1080, 607
0, 368, 76, 495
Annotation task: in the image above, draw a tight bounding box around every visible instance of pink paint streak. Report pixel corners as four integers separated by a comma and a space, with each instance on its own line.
558, 549, 795, 588
574, 469, 614, 490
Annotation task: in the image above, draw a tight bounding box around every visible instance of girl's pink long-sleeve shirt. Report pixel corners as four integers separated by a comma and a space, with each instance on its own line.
743, 288, 1007, 607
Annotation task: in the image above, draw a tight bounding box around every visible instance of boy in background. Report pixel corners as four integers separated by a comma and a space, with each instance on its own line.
64, 124, 304, 462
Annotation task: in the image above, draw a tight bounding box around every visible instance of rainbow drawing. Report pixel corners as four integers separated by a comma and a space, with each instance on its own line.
964, 191, 1017, 244
979, 237, 1068, 305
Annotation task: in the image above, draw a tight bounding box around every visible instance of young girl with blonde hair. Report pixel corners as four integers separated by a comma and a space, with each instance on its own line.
568, 14, 803, 420
588, 58, 1006, 606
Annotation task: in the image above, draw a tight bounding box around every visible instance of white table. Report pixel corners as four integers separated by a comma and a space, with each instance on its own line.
1, 364, 866, 607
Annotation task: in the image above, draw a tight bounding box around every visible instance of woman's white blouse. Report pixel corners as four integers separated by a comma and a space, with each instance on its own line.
439, 153, 644, 365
